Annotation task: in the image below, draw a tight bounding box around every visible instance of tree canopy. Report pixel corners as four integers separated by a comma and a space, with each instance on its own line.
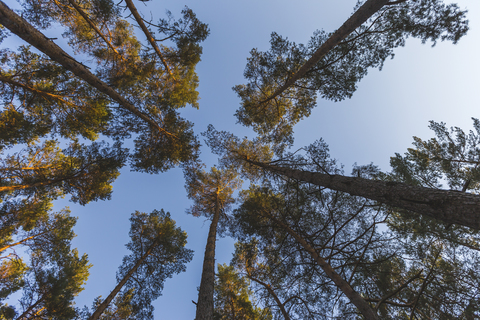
1, 0, 479, 318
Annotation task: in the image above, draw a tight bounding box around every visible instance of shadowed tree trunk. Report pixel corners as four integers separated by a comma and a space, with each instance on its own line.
246, 159, 480, 230
264, 209, 380, 320
89, 239, 158, 320
195, 191, 220, 320
260, 0, 390, 104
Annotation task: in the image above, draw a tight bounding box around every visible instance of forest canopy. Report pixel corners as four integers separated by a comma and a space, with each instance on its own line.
0, 0, 479, 319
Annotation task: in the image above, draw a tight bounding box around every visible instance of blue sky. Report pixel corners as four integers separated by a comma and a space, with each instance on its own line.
3, 0, 480, 318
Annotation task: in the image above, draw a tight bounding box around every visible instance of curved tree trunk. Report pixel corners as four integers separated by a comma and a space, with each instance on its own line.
195, 192, 220, 320
247, 159, 480, 230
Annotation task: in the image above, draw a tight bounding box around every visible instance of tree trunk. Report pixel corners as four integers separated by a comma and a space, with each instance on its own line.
0, 1, 174, 138
15, 297, 43, 320
267, 214, 380, 320
261, 0, 390, 104
248, 160, 480, 230
88, 240, 157, 320
0, 231, 48, 253
195, 192, 220, 320
247, 274, 291, 320
124, 0, 173, 77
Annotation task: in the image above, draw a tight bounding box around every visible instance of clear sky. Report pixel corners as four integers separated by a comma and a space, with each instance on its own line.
4, 0, 480, 318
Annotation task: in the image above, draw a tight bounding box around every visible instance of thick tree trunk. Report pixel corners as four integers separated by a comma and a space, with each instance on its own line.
195, 193, 220, 320
248, 160, 480, 230
0, 1, 173, 138
261, 0, 390, 104
267, 214, 380, 320
88, 240, 157, 320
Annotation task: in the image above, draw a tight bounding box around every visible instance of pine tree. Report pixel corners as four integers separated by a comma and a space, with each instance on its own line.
184, 165, 242, 320
87, 210, 193, 320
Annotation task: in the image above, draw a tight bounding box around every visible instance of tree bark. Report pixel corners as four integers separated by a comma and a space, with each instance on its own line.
195, 192, 220, 320
265, 212, 380, 320
248, 160, 480, 230
124, 0, 174, 78
0, 1, 174, 138
88, 239, 158, 320
260, 0, 390, 105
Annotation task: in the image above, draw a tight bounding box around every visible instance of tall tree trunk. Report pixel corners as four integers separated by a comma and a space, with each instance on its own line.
266, 213, 380, 320
247, 159, 480, 230
0, 1, 174, 138
88, 240, 158, 320
195, 192, 220, 320
261, 0, 390, 104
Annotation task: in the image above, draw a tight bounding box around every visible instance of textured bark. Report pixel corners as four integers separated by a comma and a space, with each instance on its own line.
267, 214, 380, 320
88, 240, 157, 320
124, 0, 173, 77
195, 193, 220, 320
261, 0, 389, 104
249, 160, 480, 230
0, 1, 173, 137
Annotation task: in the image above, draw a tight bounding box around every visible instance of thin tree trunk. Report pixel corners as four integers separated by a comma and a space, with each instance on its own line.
247, 274, 291, 320
260, 0, 389, 105
15, 297, 43, 320
0, 1, 175, 139
195, 192, 220, 320
266, 213, 380, 320
247, 159, 480, 230
0, 231, 48, 253
124, 0, 174, 78
88, 239, 158, 320
66, 0, 126, 62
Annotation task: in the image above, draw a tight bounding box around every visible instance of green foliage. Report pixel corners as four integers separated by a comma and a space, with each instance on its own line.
234, 0, 469, 148
113, 210, 193, 319
0, 139, 127, 205
185, 165, 242, 222
214, 263, 271, 320
0, 206, 90, 319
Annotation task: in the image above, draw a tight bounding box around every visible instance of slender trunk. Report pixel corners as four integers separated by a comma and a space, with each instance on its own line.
0, 1, 175, 138
16, 297, 43, 320
0, 73, 76, 107
124, 0, 174, 78
0, 231, 48, 253
88, 240, 158, 320
247, 274, 291, 320
266, 213, 379, 320
248, 160, 480, 230
195, 192, 220, 320
66, 0, 126, 62
261, 0, 389, 104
